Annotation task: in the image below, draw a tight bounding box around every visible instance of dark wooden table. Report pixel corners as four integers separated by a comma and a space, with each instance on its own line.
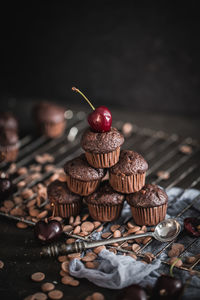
0, 100, 199, 300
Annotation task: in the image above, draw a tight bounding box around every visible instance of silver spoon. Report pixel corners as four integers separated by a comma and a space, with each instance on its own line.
41, 218, 181, 257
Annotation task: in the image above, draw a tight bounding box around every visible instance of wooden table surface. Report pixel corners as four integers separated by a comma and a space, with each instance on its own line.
0, 100, 199, 300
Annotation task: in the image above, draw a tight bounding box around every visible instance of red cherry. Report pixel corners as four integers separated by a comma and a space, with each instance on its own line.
0, 178, 14, 201
184, 217, 200, 237
118, 284, 147, 300
34, 220, 63, 244
72, 87, 112, 132
152, 275, 183, 299
88, 105, 112, 132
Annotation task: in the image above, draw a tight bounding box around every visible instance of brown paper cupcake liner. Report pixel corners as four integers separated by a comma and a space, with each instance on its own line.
131, 203, 167, 226
109, 172, 146, 194
51, 201, 81, 218
85, 147, 120, 168
0, 145, 19, 162
66, 175, 100, 196
87, 203, 123, 222
38, 120, 66, 138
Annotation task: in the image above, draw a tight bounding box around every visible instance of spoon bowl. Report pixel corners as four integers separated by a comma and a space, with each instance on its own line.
153, 219, 181, 242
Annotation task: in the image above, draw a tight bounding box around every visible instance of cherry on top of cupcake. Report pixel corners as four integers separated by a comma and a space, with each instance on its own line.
72, 87, 112, 133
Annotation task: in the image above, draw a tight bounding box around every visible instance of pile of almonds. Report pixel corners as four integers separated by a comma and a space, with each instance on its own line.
0, 153, 67, 228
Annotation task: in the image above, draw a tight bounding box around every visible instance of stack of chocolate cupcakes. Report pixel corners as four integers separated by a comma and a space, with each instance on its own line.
47, 87, 168, 226
48, 122, 168, 226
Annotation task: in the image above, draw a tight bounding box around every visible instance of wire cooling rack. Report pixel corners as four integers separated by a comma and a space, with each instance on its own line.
0, 109, 200, 276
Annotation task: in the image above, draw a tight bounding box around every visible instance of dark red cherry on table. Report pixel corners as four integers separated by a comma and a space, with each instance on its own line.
34, 220, 63, 244
0, 178, 13, 201
72, 87, 112, 132
118, 284, 147, 300
184, 217, 200, 237
151, 275, 183, 300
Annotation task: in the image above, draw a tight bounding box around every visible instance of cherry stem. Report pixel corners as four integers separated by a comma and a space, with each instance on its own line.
72, 87, 95, 111
170, 258, 182, 277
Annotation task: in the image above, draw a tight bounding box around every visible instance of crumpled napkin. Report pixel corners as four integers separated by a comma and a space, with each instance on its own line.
70, 248, 161, 289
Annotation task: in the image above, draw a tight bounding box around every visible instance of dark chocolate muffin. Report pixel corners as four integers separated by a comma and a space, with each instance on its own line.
85, 181, 124, 221
126, 184, 168, 225
64, 154, 106, 196
0, 130, 19, 162
0, 112, 18, 132
81, 127, 124, 168
33, 101, 66, 138
47, 180, 82, 218
109, 150, 148, 193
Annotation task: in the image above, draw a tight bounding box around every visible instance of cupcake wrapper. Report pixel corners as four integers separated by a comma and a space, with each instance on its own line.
37, 120, 66, 138
109, 172, 146, 194
85, 147, 120, 168
0, 145, 19, 162
87, 203, 123, 222
131, 203, 167, 226
66, 175, 100, 196
51, 201, 81, 218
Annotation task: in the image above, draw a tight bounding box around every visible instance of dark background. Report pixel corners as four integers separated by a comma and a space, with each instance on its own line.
1, 1, 200, 116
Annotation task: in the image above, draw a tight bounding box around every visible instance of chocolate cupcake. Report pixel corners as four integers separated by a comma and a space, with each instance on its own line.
0, 112, 18, 132
85, 181, 124, 221
81, 127, 124, 168
33, 101, 66, 138
47, 180, 82, 218
0, 130, 19, 162
64, 154, 106, 196
109, 150, 148, 194
126, 184, 168, 226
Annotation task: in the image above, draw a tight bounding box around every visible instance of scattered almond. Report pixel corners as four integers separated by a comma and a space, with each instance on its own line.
142, 237, 152, 245
16, 222, 28, 229
66, 238, 75, 244
168, 257, 183, 267
31, 272, 45, 282
61, 261, 69, 272
168, 243, 185, 258
101, 232, 111, 239
41, 282, 55, 292
82, 252, 97, 262
67, 253, 81, 260
93, 221, 101, 229
132, 244, 141, 252
110, 224, 120, 232
63, 225, 73, 233
93, 246, 106, 254
113, 230, 121, 238
73, 225, 81, 234
127, 226, 141, 234
81, 221, 94, 232
61, 275, 74, 285
57, 256, 68, 262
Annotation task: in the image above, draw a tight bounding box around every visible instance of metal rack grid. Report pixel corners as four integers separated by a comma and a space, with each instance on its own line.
0, 109, 200, 276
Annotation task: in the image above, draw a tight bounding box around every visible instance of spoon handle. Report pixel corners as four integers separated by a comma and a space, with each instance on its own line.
86, 232, 154, 249
41, 232, 154, 257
